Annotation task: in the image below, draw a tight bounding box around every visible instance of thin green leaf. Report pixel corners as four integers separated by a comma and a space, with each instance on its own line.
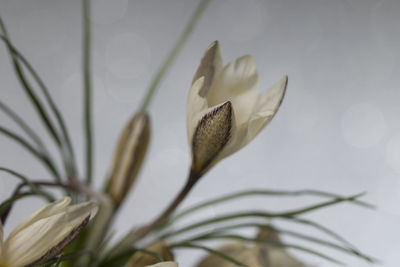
287, 217, 360, 253
168, 189, 373, 225
0, 191, 54, 216
98, 247, 136, 267
282, 193, 365, 217
0, 192, 36, 214
0, 35, 78, 177
171, 223, 375, 263
139, 0, 212, 111
163, 193, 364, 238
0, 167, 54, 200
82, 0, 93, 185
169, 243, 248, 267
183, 234, 345, 265
0, 127, 61, 179
0, 100, 51, 155
0, 18, 63, 153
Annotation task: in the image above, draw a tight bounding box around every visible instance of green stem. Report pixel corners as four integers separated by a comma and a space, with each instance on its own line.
82, 0, 93, 184
139, 0, 211, 112
108, 169, 200, 256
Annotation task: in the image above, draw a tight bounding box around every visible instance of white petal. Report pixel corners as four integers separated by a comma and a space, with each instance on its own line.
187, 77, 208, 145
7, 197, 71, 242
219, 76, 287, 157
146, 262, 178, 267
217, 122, 248, 160
248, 75, 288, 139
192, 40, 223, 97
3, 213, 66, 266
3, 200, 96, 266
207, 55, 260, 125
65, 201, 98, 225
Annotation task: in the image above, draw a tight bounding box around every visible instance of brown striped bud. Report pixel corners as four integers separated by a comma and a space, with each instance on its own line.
106, 112, 150, 206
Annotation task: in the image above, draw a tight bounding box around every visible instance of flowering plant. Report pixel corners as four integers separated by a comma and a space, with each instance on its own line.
0, 0, 376, 266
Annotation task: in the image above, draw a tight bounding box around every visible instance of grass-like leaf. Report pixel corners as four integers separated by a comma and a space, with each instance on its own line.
0, 127, 61, 179
0, 35, 78, 177
0, 192, 37, 215
169, 242, 248, 267
0, 19, 63, 152
167, 189, 373, 225
168, 223, 375, 263
139, 0, 211, 111
0, 167, 55, 223
162, 193, 364, 237
0, 167, 55, 224
0, 167, 54, 200
286, 217, 361, 254
178, 234, 345, 265
0, 100, 51, 156
82, 0, 93, 185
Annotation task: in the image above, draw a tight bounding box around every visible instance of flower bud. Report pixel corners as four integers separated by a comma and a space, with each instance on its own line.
106, 112, 150, 206
125, 241, 174, 267
190, 100, 234, 177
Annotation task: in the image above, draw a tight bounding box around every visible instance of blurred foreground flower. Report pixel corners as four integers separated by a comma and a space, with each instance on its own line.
187, 41, 288, 177
126, 241, 174, 267
196, 227, 308, 267
0, 197, 97, 267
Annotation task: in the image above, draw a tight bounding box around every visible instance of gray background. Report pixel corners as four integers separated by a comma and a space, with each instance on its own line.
0, 0, 399, 266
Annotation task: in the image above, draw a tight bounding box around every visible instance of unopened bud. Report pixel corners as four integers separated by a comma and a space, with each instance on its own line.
106, 112, 150, 206
191, 101, 233, 177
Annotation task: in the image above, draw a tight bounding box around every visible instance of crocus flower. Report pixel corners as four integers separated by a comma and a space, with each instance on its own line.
0, 197, 97, 267
187, 41, 288, 176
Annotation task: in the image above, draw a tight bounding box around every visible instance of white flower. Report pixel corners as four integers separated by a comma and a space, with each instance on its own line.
146, 262, 178, 267
187, 41, 288, 176
0, 197, 97, 267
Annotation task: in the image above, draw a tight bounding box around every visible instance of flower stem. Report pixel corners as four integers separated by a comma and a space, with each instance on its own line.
139, 0, 211, 112
109, 169, 200, 256
83, 0, 93, 185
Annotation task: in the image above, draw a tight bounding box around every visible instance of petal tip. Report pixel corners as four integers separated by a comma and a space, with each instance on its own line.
208, 40, 219, 50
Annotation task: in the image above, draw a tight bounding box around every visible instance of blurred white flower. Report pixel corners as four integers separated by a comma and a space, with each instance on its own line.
0, 197, 97, 267
187, 41, 288, 176
146, 262, 178, 267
